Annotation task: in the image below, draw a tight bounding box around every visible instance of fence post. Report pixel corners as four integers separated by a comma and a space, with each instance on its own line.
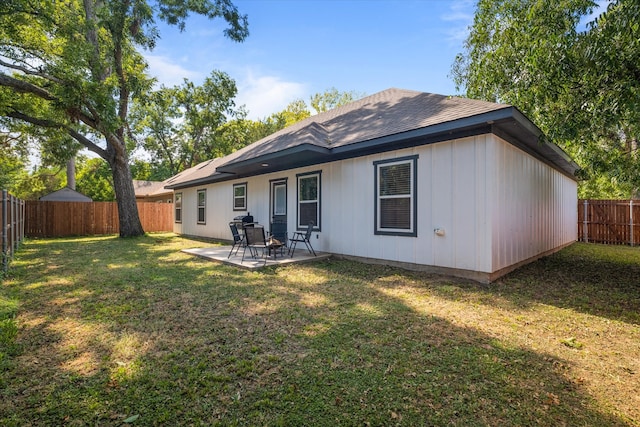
631, 200, 635, 247
21, 198, 25, 243
11, 193, 17, 252
2, 189, 8, 274
583, 199, 589, 243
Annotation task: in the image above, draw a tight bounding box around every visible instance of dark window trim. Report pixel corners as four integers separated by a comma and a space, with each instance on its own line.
373, 155, 418, 237
233, 182, 248, 211
197, 189, 206, 225
296, 170, 321, 231
174, 192, 182, 223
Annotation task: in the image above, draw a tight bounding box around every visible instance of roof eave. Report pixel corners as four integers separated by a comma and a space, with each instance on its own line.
164, 105, 579, 190
164, 172, 235, 190
493, 108, 580, 180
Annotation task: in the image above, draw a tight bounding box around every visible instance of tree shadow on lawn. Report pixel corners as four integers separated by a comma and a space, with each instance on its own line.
493, 243, 640, 325
404, 243, 640, 326
1, 236, 631, 425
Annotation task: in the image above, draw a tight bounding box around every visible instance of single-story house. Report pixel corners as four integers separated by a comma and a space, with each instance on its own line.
165, 88, 579, 283
133, 180, 173, 203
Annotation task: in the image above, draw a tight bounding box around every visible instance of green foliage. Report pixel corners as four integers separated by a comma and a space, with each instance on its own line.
309, 87, 365, 114
0, 133, 27, 190
75, 157, 115, 201
131, 70, 243, 175
453, 0, 640, 197
0, 0, 249, 236
10, 165, 65, 200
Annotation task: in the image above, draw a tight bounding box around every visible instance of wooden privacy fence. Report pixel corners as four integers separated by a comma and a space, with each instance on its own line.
578, 199, 640, 246
25, 201, 174, 238
2, 190, 25, 274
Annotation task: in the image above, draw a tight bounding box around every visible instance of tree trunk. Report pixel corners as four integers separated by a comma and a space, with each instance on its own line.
110, 153, 144, 237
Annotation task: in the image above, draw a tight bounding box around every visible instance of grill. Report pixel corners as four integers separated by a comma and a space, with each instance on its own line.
232, 213, 254, 229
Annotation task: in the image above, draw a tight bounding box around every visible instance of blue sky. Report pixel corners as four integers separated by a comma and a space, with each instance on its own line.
146, 0, 475, 119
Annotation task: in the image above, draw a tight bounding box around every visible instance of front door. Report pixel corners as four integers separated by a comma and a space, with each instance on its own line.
270, 179, 288, 246
270, 179, 287, 224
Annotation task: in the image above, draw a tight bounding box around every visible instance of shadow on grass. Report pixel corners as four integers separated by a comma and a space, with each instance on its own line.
0, 236, 633, 425
494, 243, 640, 325
396, 243, 640, 326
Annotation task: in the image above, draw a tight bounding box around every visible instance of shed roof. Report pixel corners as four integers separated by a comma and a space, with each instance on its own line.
40, 187, 92, 202
166, 88, 579, 189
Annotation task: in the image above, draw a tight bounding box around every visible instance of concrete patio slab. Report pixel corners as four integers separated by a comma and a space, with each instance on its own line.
182, 245, 331, 270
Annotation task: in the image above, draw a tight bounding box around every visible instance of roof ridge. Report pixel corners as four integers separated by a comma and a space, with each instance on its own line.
165, 88, 529, 189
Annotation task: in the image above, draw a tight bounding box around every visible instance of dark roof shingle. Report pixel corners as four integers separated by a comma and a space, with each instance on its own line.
165, 88, 577, 189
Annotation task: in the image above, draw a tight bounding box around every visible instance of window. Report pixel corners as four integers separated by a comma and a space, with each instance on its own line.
297, 171, 321, 230
374, 156, 418, 236
272, 181, 287, 217
197, 189, 206, 224
233, 183, 247, 211
174, 193, 182, 223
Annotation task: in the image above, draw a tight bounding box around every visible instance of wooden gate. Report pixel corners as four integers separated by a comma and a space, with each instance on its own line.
578, 199, 640, 245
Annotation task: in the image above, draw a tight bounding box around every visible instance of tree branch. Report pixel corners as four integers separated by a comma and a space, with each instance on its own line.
0, 72, 109, 153
0, 59, 64, 85
0, 72, 56, 101
6, 110, 108, 159
82, 0, 111, 82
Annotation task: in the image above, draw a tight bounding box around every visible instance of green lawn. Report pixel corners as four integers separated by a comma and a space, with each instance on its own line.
1, 234, 639, 426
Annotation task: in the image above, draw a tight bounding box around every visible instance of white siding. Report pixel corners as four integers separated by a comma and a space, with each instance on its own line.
489, 136, 578, 272
174, 133, 577, 276
321, 137, 494, 273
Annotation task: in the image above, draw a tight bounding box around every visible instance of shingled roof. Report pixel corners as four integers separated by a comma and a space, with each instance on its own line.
166, 88, 578, 189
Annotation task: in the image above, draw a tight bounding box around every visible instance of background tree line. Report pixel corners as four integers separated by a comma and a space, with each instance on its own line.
2, 0, 639, 236
1, 85, 361, 201
453, 0, 640, 198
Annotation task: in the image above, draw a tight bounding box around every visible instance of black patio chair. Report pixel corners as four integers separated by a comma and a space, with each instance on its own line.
289, 220, 317, 257
241, 225, 280, 265
228, 222, 245, 258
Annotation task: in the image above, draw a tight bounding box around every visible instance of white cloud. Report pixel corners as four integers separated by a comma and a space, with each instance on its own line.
144, 53, 307, 120
235, 71, 308, 120
145, 54, 202, 87
441, 0, 475, 44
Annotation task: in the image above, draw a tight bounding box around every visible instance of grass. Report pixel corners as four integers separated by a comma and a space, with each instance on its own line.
1, 233, 639, 426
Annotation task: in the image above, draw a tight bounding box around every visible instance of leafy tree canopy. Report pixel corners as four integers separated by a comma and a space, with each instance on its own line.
0, 131, 28, 190
0, 0, 248, 235
131, 70, 243, 178
452, 0, 640, 197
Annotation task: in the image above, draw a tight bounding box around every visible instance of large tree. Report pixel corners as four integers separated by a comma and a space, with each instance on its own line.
0, 0, 248, 236
131, 70, 241, 177
452, 0, 640, 197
